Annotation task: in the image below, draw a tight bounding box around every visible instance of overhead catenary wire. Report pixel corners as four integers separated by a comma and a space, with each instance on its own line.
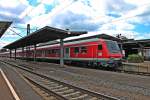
11, 26, 38, 30
9, 28, 23, 38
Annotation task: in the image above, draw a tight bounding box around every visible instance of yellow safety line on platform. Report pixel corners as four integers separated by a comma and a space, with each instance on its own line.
0, 68, 21, 100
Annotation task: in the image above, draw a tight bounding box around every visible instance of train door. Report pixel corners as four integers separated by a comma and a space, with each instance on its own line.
97, 44, 103, 58
64, 47, 70, 58
42, 50, 45, 57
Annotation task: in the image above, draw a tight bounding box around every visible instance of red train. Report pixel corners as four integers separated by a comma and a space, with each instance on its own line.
0, 38, 122, 69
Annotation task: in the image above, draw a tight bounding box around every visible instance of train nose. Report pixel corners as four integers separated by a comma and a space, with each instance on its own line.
107, 57, 122, 68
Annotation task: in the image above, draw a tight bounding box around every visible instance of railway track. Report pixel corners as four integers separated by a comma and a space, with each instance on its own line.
20, 60, 150, 77
3, 59, 150, 77
1, 60, 120, 100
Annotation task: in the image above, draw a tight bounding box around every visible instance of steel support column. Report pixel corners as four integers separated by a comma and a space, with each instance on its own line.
139, 43, 144, 57
60, 38, 64, 67
120, 40, 123, 54
15, 49, 16, 60
34, 44, 36, 61
26, 46, 27, 59
9, 49, 12, 59
22, 47, 24, 58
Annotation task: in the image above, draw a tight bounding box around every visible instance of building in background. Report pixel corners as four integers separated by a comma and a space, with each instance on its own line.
122, 39, 150, 60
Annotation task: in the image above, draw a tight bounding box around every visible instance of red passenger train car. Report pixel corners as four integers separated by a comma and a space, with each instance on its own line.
0, 38, 122, 69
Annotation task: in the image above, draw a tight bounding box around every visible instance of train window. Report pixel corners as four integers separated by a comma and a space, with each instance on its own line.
55, 49, 60, 54
74, 47, 79, 53
48, 50, 52, 54
98, 45, 102, 50
81, 47, 87, 53
51, 49, 60, 54
51, 49, 55, 54
37, 50, 42, 55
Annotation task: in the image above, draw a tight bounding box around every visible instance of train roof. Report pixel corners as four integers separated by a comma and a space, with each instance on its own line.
64, 33, 121, 42
38, 34, 120, 47
36, 38, 116, 49
0, 38, 118, 52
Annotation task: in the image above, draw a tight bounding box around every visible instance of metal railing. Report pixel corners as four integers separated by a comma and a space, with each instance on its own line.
121, 63, 150, 74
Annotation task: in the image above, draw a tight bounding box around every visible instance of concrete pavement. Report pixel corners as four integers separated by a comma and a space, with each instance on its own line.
0, 61, 43, 100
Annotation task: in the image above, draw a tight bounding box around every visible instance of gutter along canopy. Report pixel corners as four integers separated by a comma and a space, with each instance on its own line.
0, 21, 12, 38
3, 26, 87, 49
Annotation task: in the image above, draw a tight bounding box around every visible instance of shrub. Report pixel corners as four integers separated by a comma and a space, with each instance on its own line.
127, 54, 144, 63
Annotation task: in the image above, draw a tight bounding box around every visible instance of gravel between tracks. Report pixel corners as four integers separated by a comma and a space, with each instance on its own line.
2, 58, 150, 100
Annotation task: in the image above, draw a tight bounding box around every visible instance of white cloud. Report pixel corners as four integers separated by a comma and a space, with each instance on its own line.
125, 0, 150, 6
113, 21, 135, 30
19, 3, 46, 19
135, 33, 150, 40
0, 0, 30, 24
19, 6, 34, 19
64, 1, 95, 17
1, 0, 150, 45
26, 13, 51, 27
19, 0, 30, 5
0, 0, 20, 8
0, 11, 17, 17
25, 0, 75, 27
37, 0, 54, 5
29, 4, 46, 17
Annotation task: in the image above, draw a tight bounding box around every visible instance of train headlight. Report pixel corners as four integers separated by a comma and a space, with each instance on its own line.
98, 52, 102, 56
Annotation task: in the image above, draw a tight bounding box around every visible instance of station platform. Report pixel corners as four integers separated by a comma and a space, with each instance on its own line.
0, 61, 43, 100
0, 70, 14, 100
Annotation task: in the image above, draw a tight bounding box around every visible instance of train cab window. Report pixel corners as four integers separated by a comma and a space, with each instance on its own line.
74, 47, 79, 53
106, 41, 120, 53
81, 47, 87, 53
98, 44, 102, 50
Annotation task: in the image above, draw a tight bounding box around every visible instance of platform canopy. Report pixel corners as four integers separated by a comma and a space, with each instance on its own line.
3, 26, 87, 49
123, 39, 150, 49
0, 21, 12, 38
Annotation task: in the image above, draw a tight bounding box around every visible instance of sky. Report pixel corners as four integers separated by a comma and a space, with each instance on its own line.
0, 0, 150, 48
